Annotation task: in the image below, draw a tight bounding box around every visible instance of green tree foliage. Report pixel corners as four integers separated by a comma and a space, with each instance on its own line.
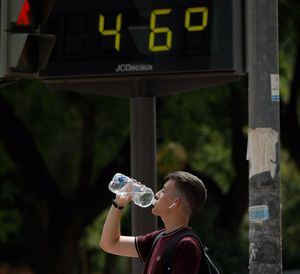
0, 80, 131, 273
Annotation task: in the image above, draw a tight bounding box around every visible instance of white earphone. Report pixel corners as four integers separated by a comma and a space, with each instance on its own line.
169, 203, 177, 209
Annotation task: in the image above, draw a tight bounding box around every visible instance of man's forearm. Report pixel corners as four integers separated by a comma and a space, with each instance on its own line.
99, 204, 123, 252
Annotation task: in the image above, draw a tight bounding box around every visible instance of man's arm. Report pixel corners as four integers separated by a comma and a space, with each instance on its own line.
99, 196, 138, 257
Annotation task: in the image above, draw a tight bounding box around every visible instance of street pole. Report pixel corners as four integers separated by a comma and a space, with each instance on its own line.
247, 0, 282, 273
130, 96, 157, 274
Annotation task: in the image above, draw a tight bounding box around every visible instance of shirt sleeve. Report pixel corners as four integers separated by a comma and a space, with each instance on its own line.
135, 230, 164, 263
172, 237, 202, 274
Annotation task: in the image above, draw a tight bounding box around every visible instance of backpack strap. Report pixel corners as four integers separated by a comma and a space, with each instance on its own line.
160, 230, 220, 274
147, 230, 166, 263
152, 230, 166, 250
162, 230, 199, 273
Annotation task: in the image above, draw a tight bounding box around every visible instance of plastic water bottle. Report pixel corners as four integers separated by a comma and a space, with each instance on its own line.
109, 173, 155, 208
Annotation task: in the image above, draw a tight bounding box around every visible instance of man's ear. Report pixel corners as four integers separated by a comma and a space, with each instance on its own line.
169, 197, 180, 209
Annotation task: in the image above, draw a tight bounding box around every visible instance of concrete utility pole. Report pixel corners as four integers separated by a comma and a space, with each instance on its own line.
247, 0, 282, 273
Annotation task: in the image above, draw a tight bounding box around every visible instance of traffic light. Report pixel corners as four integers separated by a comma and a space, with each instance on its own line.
0, 0, 56, 80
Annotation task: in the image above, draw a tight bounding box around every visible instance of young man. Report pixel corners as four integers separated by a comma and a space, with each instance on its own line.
100, 171, 207, 274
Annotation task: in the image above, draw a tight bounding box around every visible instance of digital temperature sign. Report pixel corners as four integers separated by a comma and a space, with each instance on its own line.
40, 0, 244, 78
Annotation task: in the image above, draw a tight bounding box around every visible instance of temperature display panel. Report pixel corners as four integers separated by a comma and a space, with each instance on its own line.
40, 0, 241, 78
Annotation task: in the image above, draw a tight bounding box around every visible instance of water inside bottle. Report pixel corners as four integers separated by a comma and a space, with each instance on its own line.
133, 187, 155, 208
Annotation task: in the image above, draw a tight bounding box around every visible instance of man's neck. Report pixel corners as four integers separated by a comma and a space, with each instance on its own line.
163, 215, 189, 234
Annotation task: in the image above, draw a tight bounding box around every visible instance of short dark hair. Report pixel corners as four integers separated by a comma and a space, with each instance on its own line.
164, 171, 207, 215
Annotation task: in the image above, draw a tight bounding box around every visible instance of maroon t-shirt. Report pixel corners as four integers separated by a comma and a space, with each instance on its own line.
135, 226, 202, 274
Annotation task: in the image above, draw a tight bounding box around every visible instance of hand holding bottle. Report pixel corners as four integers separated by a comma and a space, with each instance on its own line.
114, 192, 132, 208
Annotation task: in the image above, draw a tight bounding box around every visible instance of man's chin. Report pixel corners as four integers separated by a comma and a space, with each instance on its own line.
151, 208, 159, 216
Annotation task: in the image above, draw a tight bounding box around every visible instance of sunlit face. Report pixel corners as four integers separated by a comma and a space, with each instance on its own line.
152, 179, 179, 216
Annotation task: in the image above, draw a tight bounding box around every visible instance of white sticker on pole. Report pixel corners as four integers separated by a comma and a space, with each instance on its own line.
249, 205, 269, 224
246, 128, 279, 179
271, 74, 280, 102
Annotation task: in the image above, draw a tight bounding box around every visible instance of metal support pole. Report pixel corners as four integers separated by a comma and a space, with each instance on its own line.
247, 0, 282, 273
130, 96, 157, 274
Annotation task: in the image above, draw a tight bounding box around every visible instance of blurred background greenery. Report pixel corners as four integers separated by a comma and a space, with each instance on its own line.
1, 0, 300, 273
